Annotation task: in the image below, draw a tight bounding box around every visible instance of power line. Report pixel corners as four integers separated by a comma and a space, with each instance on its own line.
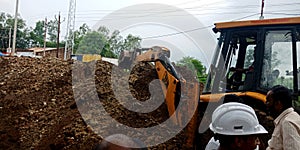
72, 2, 299, 15
73, 9, 300, 24
142, 25, 213, 39
21, 2, 300, 20
264, 12, 300, 16
267, 2, 300, 7
72, 4, 300, 21
232, 13, 261, 21
140, 11, 299, 40
21, 2, 300, 27
267, 9, 300, 12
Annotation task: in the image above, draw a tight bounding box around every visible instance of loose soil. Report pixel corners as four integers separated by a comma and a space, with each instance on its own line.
0, 56, 274, 150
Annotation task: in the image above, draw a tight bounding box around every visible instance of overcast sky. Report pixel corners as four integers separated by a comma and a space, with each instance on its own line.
0, 0, 300, 66
1, 0, 299, 28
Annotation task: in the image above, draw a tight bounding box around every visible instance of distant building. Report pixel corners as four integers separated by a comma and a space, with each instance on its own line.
16, 49, 35, 57
29, 47, 66, 59
15, 47, 68, 59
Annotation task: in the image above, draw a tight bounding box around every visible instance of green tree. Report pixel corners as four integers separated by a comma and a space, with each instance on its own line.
96, 26, 141, 56
73, 23, 90, 54
47, 19, 58, 43
73, 25, 141, 58
76, 31, 106, 54
122, 34, 141, 52
101, 43, 117, 58
176, 56, 207, 83
97, 26, 110, 38
107, 30, 124, 55
29, 20, 45, 47
97, 26, 122, 56
0, 12, 30, 49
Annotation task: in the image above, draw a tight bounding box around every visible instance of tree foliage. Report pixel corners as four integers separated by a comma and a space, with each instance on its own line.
73, 23, 91, 54
96, 26, 141, 56
76, 31, 106, 54
47, 18, 58, 43
0, 12, 59, 50
176, 56, 207, 83
0, 12, 30, 49
0, 12, 141, 56
74, 25, 141, 58
29, 20, 45, 47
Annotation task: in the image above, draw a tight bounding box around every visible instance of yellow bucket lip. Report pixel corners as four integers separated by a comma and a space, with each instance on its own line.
200, 91, 266, 103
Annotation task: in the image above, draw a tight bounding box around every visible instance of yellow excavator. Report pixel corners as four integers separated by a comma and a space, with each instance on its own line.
118, 46, 200, 148
118, 46, 170, 69
118, 16, 300, 149
195, 16, 300, 149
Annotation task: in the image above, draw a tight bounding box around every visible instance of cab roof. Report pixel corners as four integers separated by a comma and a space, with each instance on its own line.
215, 16, 300, 30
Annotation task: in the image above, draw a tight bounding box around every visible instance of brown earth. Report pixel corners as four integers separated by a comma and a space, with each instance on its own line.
0, 56, 274, 150
0, 57, 200, 150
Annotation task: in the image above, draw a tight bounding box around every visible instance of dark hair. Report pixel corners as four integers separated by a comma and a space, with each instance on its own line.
270, 85, 292, 109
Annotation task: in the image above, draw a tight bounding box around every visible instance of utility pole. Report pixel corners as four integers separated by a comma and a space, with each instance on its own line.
7, 28, 11, 53
56, 12, 61, 58
260, 0, 265, 20
43, 17, 47, 57
12, 0, 19, 56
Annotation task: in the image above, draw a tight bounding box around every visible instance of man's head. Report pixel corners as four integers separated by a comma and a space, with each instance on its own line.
266, 85, 292, 118
210, 102, 267, 150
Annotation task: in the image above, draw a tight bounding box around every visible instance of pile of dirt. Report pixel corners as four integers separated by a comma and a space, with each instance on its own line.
0, 56, 274, 150
0, 57, 99, 149
0, 57, 197, 149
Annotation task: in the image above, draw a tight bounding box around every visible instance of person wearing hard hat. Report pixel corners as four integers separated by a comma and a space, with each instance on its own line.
208, 102, 268, 150
266, 85, 300, 150
205, 94, 245, 150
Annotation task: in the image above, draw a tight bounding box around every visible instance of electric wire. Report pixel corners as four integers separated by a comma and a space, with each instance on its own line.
142, 25, 214, 39
3, 2, 300, 41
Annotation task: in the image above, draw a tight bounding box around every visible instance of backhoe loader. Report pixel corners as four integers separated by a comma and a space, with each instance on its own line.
118, 46, 170, 69
118, 16, 300, 149
199, 16, 300, 149
119, 46, 200, 148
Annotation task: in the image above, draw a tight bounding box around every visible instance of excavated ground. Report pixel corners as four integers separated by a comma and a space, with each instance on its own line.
0, 56, 274, 150
0, 57, 199, 150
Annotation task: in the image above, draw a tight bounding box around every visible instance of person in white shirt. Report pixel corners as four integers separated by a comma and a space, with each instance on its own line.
266, 85, 300, 150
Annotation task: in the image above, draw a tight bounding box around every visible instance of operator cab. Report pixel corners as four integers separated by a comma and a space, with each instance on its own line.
204, 17, 300, 108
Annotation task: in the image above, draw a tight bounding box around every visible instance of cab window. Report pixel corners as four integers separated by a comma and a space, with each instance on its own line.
261, 30, 293, 89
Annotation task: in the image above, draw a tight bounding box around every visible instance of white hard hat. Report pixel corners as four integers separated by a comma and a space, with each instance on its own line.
209, 102, 268, 135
